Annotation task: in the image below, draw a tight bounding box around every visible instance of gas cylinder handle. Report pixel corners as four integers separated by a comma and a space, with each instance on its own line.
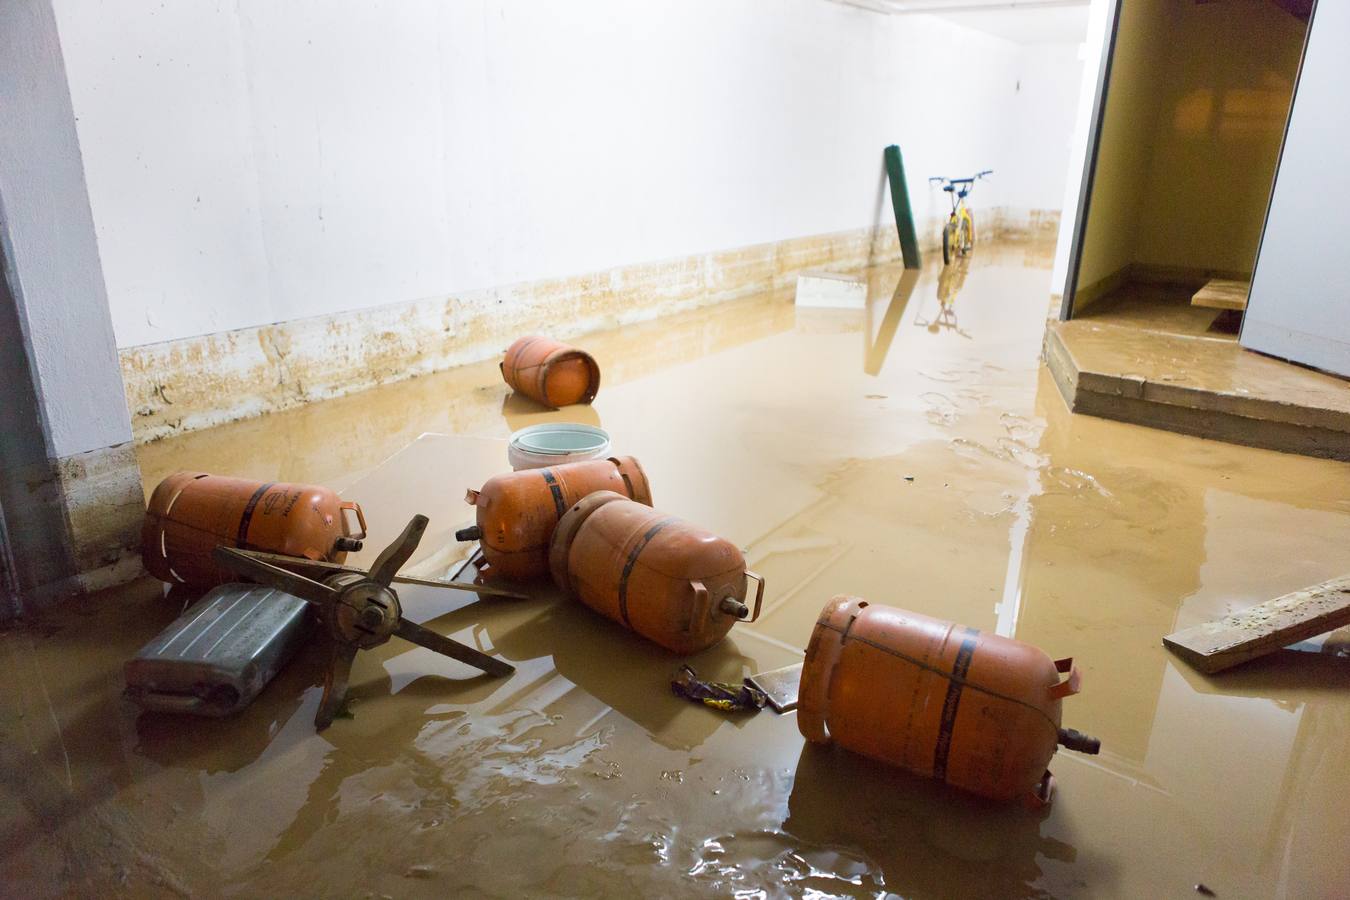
1048, 657, 1081, 700
744, 570, 766, 623
338, 500, 368, 541
690, 580, 711, 633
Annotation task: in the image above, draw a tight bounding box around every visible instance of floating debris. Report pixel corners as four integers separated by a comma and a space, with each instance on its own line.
671, 665, 768, 712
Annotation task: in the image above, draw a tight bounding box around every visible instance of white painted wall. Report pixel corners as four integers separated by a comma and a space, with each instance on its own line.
0, 0, 132, 458
1006, 41, 1086, 214
1051, 0, 1113, 296
1242, 1, 1350, 378
50, 0, 1084, 350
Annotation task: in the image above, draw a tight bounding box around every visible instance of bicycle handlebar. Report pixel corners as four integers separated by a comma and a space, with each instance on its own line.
929, 170, 993, 184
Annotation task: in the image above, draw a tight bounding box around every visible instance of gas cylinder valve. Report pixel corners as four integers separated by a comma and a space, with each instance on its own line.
719, 598, 751, 619
1057, 727, 1101, 754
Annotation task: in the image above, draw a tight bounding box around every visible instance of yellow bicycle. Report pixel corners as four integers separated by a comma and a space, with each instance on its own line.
930, 170, 992, 266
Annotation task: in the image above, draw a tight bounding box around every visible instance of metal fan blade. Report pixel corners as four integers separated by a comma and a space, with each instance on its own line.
391, 573, 532, 601
315, 641, 358, 730
213, 546, 340, 606
224, 551, 528, 599
369, 515, 429, 588
394, 618, 515, 678
224, 552, 363, 579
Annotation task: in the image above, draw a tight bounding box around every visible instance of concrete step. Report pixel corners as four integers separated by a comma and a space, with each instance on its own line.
1043, 320, 1350, 461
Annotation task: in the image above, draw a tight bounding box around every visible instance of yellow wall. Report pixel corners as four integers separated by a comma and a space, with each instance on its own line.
1076, 0, 1172, 293
1076, 0, 1304, 297
1135, 0, 1304, 272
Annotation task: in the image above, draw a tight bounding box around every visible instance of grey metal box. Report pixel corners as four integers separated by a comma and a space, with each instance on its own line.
125, 582, 313, 716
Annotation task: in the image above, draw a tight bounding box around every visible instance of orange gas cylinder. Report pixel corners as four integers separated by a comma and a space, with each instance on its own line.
456, 456, 652, 581
142, 472, 367, 588
547, 491, 765, 655
798, 597, 1100, 806
500, 336, 601, 409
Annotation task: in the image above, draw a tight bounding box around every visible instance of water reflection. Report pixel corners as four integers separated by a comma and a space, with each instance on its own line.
915, 256, 973, 338
864, 269, 920, 375
6, 239, 1350, 896
461, 578, 756, 753
781, 742, 1075, 898
500, 391, 603, 432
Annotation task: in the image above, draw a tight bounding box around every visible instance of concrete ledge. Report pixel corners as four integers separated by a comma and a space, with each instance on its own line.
1044, 321, 1350, 461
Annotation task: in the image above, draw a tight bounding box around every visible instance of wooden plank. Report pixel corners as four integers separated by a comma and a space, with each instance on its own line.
1163, 575, 1350, 673
1191, 278, 1250, 311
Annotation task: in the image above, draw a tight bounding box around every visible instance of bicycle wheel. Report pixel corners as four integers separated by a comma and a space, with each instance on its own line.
942, 220, 957, 266
964, 210, 976, 252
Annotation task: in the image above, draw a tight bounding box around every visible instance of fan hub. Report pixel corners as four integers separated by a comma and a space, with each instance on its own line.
324, 573, 401, 648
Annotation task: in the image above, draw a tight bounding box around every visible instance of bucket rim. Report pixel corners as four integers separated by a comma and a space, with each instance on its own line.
509, 423, 611, 456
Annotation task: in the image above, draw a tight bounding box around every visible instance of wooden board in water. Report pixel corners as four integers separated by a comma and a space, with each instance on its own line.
1163, 575, 1350, 674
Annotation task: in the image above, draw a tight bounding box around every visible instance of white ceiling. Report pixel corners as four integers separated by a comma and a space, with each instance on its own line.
833, 0, 1091, 46
931, 5, 1090, 44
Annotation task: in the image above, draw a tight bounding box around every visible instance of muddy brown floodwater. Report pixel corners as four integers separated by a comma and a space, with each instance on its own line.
5, 242, 1350, 898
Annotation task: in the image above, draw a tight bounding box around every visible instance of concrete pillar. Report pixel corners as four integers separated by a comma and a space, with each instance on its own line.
0, 0, 144, 616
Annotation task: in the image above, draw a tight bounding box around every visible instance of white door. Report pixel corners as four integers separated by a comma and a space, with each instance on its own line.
1242, 2, 1350, 378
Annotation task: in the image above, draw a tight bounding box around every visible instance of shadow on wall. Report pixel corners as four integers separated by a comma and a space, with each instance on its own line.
0, 197, 77, 613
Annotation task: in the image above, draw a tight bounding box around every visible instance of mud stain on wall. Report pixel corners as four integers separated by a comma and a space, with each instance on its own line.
121, 211, 1057, 443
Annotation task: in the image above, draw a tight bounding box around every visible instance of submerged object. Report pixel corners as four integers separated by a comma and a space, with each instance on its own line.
501, 336, 601, 409
746, 661, 804, 713
456, 456, 652, 581
142, 472, 366, 588
798, 596, 1100, 806
124, 582, 313, 716
671, 664, 767, 712
548, 491, 764, 654
507, 423, 611, 471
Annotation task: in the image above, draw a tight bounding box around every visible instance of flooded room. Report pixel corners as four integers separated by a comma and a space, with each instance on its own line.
2, 1, 1347, 897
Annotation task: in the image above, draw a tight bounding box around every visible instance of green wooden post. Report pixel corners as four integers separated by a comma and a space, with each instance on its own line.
884, 145, 921, 269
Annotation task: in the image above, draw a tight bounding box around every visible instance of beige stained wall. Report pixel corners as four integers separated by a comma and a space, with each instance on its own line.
1076, 0, 1305, 301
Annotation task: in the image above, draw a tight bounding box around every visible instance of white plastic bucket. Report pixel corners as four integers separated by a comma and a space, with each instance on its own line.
508, 423, 612, 471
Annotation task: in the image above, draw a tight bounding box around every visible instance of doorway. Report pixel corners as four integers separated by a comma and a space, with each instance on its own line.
1064, 0, 1309, 322
1045, 1, 1349, 460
